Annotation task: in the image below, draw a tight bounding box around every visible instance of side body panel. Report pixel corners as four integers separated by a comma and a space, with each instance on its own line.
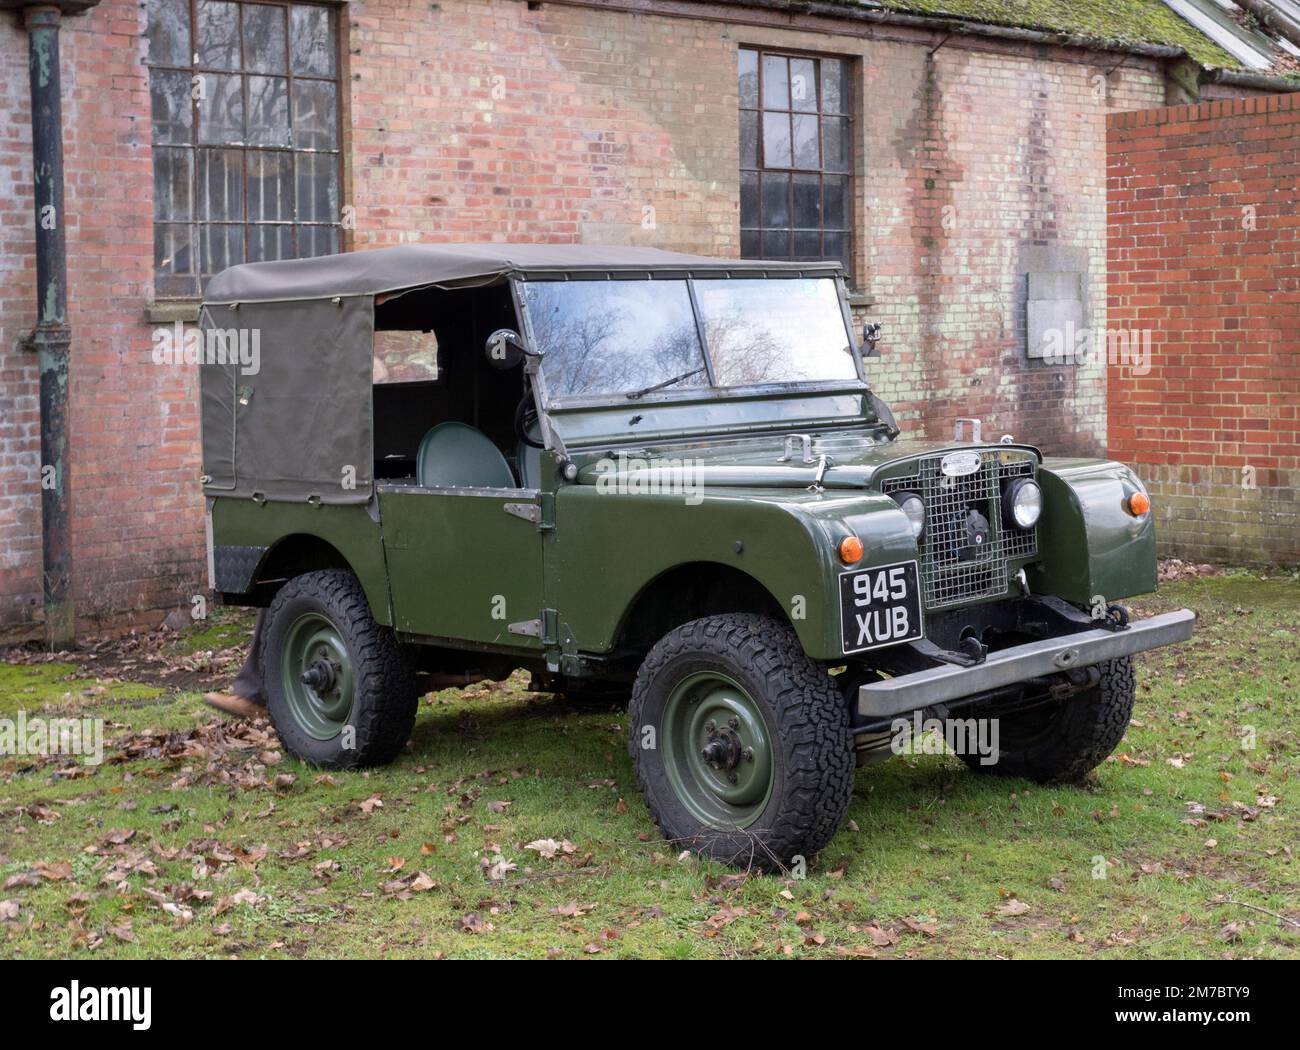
209, 498, 392, 622
548, 485, 917, 662
377, 487, 546, 647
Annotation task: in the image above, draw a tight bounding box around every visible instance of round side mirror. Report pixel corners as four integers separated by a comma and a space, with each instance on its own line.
485, 328, 527, 370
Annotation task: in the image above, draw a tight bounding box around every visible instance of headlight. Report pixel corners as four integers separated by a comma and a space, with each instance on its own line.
893, 490, 925, 539
1002, 478, 1042, 529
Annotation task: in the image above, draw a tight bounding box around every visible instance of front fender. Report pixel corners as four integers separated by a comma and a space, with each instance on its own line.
552, 487, 916, 661
1027, 458, 1157, 605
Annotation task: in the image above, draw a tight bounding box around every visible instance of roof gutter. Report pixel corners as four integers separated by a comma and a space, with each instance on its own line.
1204, 66, 1300, 91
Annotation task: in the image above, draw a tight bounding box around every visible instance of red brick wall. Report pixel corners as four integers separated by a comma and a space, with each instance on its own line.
0, 0, 1258, 637
1107, 94, 1300, 564
0, 3, 206, 638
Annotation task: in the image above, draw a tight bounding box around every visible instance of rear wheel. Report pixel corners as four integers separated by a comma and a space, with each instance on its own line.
960, 657, 1135, 783
263, 570, 419, 769
628, 614, 854, 872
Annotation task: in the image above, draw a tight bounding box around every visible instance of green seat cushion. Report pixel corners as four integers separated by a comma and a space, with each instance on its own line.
416, 422, 516, 489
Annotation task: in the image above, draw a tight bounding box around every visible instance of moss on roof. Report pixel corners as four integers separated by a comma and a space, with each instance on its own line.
823, 1, 1244, 70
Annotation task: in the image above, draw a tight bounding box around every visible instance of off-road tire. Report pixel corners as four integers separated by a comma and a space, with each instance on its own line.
960, 657, 1136, 783
628, 614, 854, 872
263, 570, 419, 769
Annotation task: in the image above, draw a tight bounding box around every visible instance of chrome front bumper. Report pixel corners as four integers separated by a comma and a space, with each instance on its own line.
857, 608, 1195, 718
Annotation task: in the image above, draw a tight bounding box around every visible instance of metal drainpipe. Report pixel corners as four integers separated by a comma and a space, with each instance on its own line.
13, 2, 86, 649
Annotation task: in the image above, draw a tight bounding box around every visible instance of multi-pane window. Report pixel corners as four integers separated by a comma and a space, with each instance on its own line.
739, 48, 851, 273
145, 0, 342, 296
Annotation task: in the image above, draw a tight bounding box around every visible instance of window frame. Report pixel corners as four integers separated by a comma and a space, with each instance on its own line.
145, 0, 346, 298
738, 45, 854, 279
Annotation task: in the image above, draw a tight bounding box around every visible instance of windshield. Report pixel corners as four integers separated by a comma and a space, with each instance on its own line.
523, 276, 857, 401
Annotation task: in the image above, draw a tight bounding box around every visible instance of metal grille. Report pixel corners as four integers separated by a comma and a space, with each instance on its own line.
882, 452, 1038, 609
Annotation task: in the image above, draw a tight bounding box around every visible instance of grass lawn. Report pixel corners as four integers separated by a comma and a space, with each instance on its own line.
1, 574, 1296, 959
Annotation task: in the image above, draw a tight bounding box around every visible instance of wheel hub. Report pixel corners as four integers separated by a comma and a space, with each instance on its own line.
662, 671, 774, 830
280, 614, 355, 741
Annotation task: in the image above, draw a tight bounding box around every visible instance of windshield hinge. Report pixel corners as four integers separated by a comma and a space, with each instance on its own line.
778, 433, 815, 464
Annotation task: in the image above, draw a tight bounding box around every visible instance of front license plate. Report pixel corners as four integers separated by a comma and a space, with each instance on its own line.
840, 560, 923, 654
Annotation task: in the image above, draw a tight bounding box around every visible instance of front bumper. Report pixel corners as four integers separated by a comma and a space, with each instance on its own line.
857, 608, 1195, 718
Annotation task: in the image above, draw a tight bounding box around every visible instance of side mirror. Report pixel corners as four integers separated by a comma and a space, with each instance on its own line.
485, 328, 531, 370
862, 322, 883, 359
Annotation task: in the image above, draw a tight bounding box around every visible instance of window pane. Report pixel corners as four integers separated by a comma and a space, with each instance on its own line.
823, 175, 848, 230
761, 229, 790, 258
248, 223, 293, 262
823, 115, 850, 173
821, 59, 847, 115
296, 224, 339, 259
197, 72, 243, 144
792, 173, 820, 229
155, 223, 197, 291
696, 278, 855, 385
792, 113, 819, 169
760, 172, 790, 228
197, 1, 240, 70
200, 223, 244, 274
295, 151, 338, 222
246, 151, 293, 221
153, 147, 193, 221
823, 232, 849, 271
247, 76, 290, 145
198, 148, 243, 221
292, 6, 337, 76
761, 54, 788, 109
740, 170, 759, 229
740, 109, 758, 169
146, 0, 191, 66
793, 230, 822, 258
292, 79, 337, 150
150, 70, 193, 144
789, 58, 817, 112
740, 229, 761, 258
738, 49, 758, 108
243, 4, 287, 74
762, 112, 791, 168
526, 280, 707, 400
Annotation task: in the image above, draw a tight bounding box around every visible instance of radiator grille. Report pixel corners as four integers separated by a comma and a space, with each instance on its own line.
882, 452, 1037, 609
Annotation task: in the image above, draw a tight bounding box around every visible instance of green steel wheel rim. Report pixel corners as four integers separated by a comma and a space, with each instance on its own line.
661, 670, 774, 830
280, 612, 355, 741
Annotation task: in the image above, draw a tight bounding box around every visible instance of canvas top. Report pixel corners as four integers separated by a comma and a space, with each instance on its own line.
202, 243, 835, 305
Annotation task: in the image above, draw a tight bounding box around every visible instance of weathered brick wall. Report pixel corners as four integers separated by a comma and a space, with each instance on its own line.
1107, 95, 1299, 565
0, 1, 206, 638
0, 0, 1233, 635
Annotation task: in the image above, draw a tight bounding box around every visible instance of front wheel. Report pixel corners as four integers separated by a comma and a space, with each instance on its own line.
628, 614, 854, 872
960, 657, 1136, 783
262, 570, 419, 769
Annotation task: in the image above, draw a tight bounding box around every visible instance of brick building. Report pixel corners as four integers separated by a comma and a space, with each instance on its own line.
1108, 91, 1300, 564
1, 0, 1297, 642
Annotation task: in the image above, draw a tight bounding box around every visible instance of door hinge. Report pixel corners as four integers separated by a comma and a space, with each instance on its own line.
503, 501, 541, 524
508, 618, 542, 637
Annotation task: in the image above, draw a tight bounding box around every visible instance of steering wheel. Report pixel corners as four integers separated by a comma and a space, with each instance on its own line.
514, 390, 545, 449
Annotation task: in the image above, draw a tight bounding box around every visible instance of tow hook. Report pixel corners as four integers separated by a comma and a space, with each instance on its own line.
1049, 665, 1101, 700
1096, 603, 1131, 632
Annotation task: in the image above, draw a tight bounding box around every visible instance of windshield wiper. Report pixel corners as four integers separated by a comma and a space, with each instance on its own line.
625, 366, 707, 400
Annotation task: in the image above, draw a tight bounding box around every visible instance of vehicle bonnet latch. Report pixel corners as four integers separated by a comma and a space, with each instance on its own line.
778, 433, 815, 465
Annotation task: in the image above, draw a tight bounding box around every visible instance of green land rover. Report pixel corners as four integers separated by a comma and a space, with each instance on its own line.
198, 243, 1193, 870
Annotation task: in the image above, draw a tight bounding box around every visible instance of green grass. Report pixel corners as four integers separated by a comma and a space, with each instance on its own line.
1, 575, 1296, 958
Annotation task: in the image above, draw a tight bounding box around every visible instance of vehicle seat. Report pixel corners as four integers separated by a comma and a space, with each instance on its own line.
416, 422, 516, 489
